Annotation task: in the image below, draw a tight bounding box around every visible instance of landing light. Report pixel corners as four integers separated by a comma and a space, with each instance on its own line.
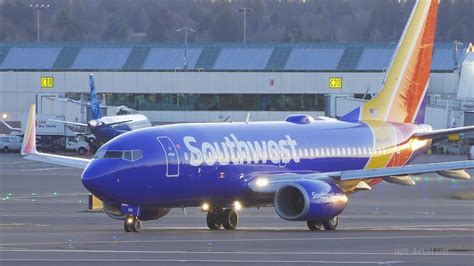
234, 201, 242, 210
256, 178, 269, 187
201, 203, 210, 212
1, 113, 7, 119
126, 217, 134, 224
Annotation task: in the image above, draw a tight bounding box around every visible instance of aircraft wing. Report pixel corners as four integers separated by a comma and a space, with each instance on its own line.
249, 161, 474, 194
22, 105, 91, 170
1, 120, 21, 131
49, 119, 88, 127
107, 120, 133, 127
23, 153, 90, 169
415, 125, 474, 140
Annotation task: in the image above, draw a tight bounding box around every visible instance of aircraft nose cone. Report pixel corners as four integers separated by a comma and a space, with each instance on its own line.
81, 166, 105, 196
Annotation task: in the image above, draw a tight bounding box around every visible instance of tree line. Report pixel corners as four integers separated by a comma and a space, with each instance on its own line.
1, 0, 472, 43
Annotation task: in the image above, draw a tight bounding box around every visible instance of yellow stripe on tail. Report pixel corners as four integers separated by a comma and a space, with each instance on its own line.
357, 0, 439, 124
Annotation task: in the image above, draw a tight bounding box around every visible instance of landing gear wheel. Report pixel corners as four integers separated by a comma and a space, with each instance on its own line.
131, 219, 142, 232
322, 216, 339, 231
206, 209, 223, 230
307, 221, 322, 231
124, 216, 142, 233
124, 221, 132, 232
222, 209, 239, 230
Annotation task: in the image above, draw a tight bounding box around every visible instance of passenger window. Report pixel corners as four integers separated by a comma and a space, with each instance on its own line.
2, 137, 10, 142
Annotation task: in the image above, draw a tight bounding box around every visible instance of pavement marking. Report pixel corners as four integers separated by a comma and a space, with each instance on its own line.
0, 249, 472, 256
0, 192, 88, 199
1, 167, 71, 172
0, 234, 470, 247
0, 258, 403, 264
0, 160, 38, 165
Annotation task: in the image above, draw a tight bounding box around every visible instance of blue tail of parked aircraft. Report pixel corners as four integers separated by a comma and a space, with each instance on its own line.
90, 74, 101, 120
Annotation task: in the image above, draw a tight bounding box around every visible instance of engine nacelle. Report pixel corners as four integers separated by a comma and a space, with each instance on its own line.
104, 202, 170, 221
274, 180, 348, 221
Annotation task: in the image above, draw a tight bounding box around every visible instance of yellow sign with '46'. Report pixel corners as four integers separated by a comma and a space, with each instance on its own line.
329, 77, 342, 89
41, 77, 54, 89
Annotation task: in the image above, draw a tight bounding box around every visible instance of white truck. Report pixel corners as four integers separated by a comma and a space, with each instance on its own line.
21, 114, 89, 155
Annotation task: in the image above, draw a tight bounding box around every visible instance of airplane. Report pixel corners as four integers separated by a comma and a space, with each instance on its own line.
51, 74, 151, 145
21, 0, 474, 233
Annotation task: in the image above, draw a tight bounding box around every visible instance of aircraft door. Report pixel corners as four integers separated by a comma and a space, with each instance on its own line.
157, 136, 180, 177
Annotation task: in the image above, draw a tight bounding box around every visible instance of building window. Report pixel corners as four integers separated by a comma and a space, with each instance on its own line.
77, 93, 327, 112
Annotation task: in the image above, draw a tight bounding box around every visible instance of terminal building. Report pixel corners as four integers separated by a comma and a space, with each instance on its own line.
0, 42, 472, 129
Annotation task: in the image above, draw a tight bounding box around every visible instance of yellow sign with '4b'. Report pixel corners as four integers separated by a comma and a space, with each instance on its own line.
329, 77, 342, 89
41, 76, 54, 89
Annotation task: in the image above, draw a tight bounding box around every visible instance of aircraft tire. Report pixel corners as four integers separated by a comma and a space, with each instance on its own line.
124, 220, 132, 233
206, 210, 222, 230
222, 209, 238, 230
322, 216, 339, 231
131, 218, 142, 232
78, 147, 87, 155
306, 221, 323, 231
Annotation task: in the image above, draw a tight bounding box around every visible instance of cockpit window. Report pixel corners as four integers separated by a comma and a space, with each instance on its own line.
104, 151, 124, 159
93, 148, 143, 162
132, 150, 143, 161
122, 151, 133, 161
93, 149, 106, 159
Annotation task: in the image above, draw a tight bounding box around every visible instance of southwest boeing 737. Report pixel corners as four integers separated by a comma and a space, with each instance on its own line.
21, 0, 474, 232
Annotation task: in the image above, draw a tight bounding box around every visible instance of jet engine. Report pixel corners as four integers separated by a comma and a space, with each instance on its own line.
104, 202, 170, 221
274, 180, 348, 221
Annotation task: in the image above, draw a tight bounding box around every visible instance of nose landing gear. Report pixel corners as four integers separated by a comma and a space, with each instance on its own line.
124, 215, 142, 233
206, 208, 239, 230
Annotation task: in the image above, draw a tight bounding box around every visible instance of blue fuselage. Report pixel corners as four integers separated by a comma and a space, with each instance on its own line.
81, 118, 427, 208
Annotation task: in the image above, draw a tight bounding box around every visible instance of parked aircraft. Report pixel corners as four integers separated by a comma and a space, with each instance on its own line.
21, 0, 474, 232
51, 74, 151, 145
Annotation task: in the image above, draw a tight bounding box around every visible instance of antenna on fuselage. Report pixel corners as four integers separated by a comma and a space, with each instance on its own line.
245, 113, 251, 124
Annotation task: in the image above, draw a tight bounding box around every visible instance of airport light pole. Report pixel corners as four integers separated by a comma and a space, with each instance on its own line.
238, 7, 252, 43
453, 40, 463, 70
176, 27, 195, 71
30, 3, 50, 42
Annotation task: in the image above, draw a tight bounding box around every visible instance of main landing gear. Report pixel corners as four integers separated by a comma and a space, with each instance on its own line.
124, 215, 142, 233
307, 216, 339, 231
206, 208, 239, 230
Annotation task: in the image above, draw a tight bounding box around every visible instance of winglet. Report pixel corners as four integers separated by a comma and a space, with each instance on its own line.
21, 104, 37, 156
